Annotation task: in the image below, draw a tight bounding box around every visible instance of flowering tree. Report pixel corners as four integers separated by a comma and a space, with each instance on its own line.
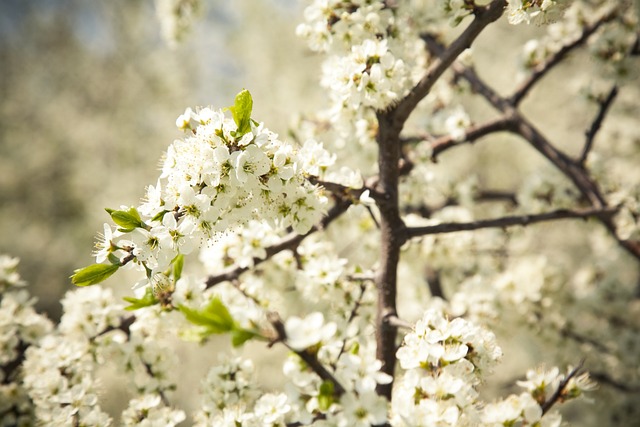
2, 0, 640, 426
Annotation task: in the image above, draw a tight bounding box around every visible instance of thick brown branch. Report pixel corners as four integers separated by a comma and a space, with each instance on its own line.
373, 110, 405, 400
405, 207, 617, 239
579, 85, 619, 165
392, 0, 506, 128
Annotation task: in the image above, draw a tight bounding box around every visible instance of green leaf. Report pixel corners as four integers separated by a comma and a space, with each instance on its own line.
123, 287, 159, 311
151, 210, 168, 223
178, 297, 235, 335
230, 89, 253, 137
231, 327, 258, 347
71, 263, 119, 287
173, 254, 184, 282
318, 380, 335, 411
107, 253, 121, 265
106, 207, 144, 232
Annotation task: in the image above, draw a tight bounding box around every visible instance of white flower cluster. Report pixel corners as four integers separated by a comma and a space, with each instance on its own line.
108, 309, 183, 397
58, 285, 126, 338
194, 355, 294, 426
121, 394, 185, 426
297, 0, 426, 114
0, 256, 53, 426
93, 98, 332, 291
295, 238, 348, 301
195, 356, 257, 422
392, 308, 597, 426
440, 0, 474, 27
481, 365, 595, 427
282, 341, 392, 426
285, 312, 337, 351
588, 11, 640, 80
199, 219, 281, 271
22, 335, 112, 425
506, 0, 571, 25
15, 284, 186, 426
393, 309, 502, 425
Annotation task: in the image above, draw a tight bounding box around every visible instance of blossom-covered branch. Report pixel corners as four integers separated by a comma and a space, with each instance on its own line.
205, 198, 351, 288
393, 0, 506, 127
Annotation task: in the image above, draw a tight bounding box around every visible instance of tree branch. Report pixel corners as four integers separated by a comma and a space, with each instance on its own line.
541, 360, 585, 415
579, 85, 619, 165
510, 6, 618, 106
392, 0, 507, 128
266, 312, 347, 396
405, 207, 617, 239
205, 199, 351, 289
373, 109, 406, 400
430, 115, 515, 160
590, 372, 640, 393
446, 58, 640, 262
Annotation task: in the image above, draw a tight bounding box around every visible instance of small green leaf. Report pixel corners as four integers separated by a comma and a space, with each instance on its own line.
71, 263, 119, 287
151, 210, 168, 223
173, 254, 184, 282
123, 287, 159, 311
203, 297, 235, 328
318, 380, 335, 411
178, 297, 235, 334
230, 89, 253, 137
231, 327, 258, 347
107, 253, 121, 265
107, 207, 144, 232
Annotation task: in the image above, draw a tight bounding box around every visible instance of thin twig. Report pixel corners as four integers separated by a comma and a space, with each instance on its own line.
541, 360, 585, 414
308, 177, 385, 202
267, 312, 347, 396
387, 315, 414, 330
205, 199, 351, 288
590, 372, 640, 393
405, 207, 618, 239
332, 283, 369, 369
428, 115, 515, 161
579, 85, 619, 165
510, 6, 618, 106
476, 189, 518, 206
